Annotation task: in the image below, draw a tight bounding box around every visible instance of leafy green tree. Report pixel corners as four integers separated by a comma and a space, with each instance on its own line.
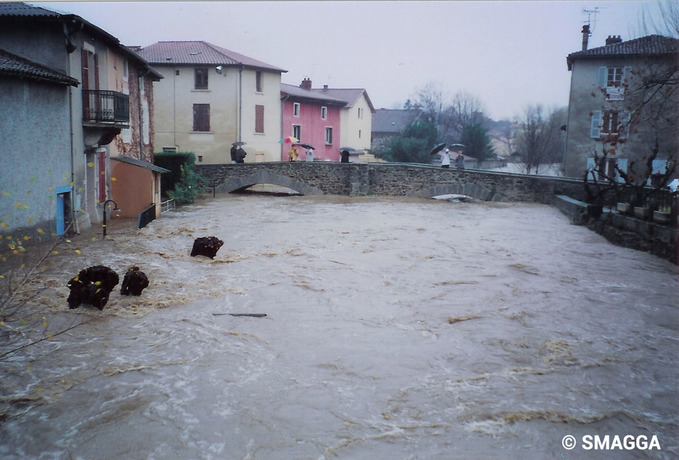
383, 120, 439, 163
460, 123, 495, 161
168, 162, 208, 205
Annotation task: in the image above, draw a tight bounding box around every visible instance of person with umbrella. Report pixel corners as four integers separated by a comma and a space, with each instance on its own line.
439, 148, 451, 168
288, 145, 299, 162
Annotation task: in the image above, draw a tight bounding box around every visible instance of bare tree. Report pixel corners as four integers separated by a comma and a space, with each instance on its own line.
515, 105, 566, 174
638, 1, 679, 38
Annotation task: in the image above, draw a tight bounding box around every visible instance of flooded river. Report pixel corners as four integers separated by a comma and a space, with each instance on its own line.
1, 194, 677, 459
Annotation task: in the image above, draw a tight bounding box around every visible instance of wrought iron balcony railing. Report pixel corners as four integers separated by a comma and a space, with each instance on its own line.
82, 90, 129, 126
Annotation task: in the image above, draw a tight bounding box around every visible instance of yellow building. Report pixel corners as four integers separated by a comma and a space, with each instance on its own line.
139, 41, 286, 164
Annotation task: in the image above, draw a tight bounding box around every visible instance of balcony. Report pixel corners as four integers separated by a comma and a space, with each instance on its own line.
82, 90, 130, 128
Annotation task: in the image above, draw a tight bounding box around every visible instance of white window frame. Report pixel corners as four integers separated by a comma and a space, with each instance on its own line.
292, 124, 301, 141
293, 102, 300, 117
321, 106, 327, 120
325, 127, 333, 145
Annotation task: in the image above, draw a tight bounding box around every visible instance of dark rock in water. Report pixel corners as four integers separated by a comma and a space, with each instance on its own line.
120, 266, 149, 296
191, 236, 224, 259
67, 265, 119, 310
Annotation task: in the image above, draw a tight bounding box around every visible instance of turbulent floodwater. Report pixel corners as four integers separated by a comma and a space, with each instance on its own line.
1, 194, 678, 459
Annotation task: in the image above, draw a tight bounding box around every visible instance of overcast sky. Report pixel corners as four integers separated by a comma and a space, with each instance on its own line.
35, 1, 662, 120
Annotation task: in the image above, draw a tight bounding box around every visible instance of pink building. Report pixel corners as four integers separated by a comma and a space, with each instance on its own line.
281, 79, 346, 161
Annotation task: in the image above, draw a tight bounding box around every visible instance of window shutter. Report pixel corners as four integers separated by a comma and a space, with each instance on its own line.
590, 110, 602, 138
619, 112, 631, 139
586, 157, 596, 172
597, 67, 607, 87
255, 105, 264, 133
616, 159, 628, 183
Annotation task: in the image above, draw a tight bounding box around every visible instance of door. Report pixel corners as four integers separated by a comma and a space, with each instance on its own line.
55, 186, 72, 235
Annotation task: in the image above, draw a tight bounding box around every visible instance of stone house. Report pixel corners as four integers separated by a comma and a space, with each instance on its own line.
370, 108, 420, 154
563, 28, 679, 181
280, 80, 347, 161
138, 41, 286, 164
0, 2, 163, 236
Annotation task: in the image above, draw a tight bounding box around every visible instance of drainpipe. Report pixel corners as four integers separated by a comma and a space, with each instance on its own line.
138, 72, 145, 160
238, 65, 244, 142
281, 94, 289, 161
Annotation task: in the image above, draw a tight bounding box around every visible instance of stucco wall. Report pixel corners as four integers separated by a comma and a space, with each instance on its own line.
282, 100, 342, 162
0, 78, 73, 235
110, 161, 154, 218
340, 94, 372, 151
152, 65, 281, 164
564, 56, 679, 178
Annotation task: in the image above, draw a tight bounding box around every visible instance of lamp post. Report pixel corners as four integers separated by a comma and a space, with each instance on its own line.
102, 199, 121, 239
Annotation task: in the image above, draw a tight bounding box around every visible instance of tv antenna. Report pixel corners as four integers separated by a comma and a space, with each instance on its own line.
583, 7, 602, 35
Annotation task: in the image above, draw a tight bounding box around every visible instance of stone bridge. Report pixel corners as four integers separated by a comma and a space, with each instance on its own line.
196, 162, 586, 204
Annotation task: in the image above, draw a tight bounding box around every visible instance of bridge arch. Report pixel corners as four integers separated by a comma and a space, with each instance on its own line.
215, 170, 324, 196
416, 182, 507, 202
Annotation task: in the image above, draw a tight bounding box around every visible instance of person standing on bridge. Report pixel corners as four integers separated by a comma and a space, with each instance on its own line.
439, 148, 451, 168
289, 146, 299, 162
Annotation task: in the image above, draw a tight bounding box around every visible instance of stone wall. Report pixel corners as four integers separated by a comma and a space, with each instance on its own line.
196, 162, 588, 203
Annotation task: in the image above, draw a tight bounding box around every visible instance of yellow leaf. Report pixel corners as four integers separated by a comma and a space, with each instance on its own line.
47, 334, 53, 339
43, 321, 48, 328
52, 250, 58, 255
111, 177, 117, 182
87, 162, 95, 167
37, 228, 44, 234
74, 249, 82, 255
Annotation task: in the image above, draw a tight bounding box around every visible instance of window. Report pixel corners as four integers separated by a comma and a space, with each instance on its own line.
193, 104, 210, 131
256, 71, 263, 92
357, 107, 363, 119
255, 105, 264, 133
321, 106, 327, 120
325, 127, 333, 145
293, 102, 300, 117
358, 129, 362, 139
598, 66, 626, 100
292, 125, 301, 141
195, 67, 208, 90
122, 59, 128, 81
590, 110, 629, 138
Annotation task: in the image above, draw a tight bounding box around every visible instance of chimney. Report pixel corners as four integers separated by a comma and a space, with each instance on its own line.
323, 84, 328, 91
606, 35, 623, 45
581, 24, 590, 51
300, 78, 312, 90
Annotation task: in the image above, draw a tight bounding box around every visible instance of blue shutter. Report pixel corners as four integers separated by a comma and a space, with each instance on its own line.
598, 67, 607, 87
620, 111, 631, 139
590, 110, 602, 138
616, 159, 628, 183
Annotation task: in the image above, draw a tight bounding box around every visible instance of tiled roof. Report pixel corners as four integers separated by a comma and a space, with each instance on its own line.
138, 41, 286, 73
311, 88, 375, 112
0, 2, 162, 80
0, 48, 78, 86
567, 35, 679, 69
0, 1, 63, 17
280, 83, 347, 106
372, 109, 419, 133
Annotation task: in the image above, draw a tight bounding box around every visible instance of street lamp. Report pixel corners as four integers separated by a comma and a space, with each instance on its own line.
102, 199, 121, 239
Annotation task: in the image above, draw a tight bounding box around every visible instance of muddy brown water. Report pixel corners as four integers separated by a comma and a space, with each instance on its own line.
1, 194, 677, 459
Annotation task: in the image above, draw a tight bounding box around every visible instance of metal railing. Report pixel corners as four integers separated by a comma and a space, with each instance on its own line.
160, 199, 175, 213
82, 90, 129, 124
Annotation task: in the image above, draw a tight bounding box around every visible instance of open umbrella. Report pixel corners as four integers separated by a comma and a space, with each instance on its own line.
280, 136, 299, 144
293, 143, 314, 150
232, 141, 246, 147
449, 143, 466, 150
430, 143, 447, 155
339, 147, 358, 153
